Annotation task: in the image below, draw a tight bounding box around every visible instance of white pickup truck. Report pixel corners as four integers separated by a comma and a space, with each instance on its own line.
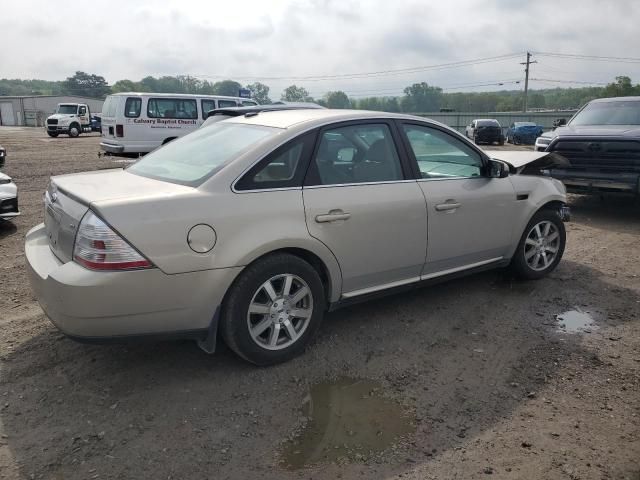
45, 103, 92, 138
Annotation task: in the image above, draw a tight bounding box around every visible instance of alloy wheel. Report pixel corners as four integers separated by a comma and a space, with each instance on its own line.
246, 274, 314, 350
524, 220, 560, 271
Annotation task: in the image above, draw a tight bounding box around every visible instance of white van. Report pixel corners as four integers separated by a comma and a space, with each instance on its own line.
100, 92, 258, 155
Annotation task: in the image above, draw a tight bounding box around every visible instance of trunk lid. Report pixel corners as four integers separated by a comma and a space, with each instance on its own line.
45, 169, 195, 263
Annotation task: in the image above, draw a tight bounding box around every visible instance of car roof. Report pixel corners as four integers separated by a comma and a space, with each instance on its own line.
590, 96, 640, 103
206, 104, 325, 119
225, 109, 429, 129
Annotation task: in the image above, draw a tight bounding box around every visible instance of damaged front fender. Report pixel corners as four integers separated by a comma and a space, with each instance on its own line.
484, 150, 569, 175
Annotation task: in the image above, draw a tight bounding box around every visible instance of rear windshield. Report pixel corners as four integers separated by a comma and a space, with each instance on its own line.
477, 120, 499, 127
570, 100, 640, 126
127, 123, 279, 186
515, 122, 536, 127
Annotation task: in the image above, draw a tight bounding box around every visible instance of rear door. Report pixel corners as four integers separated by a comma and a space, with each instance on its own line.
398, 122, 516, 277
302, 121, 428, 296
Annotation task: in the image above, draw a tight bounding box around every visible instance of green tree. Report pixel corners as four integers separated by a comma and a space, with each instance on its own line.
213, 80, 242, 96
246, 82, 271, 104
62, 71, 111, 98
281, 84, 310, 102
401, 82, 443, 112
602, 76, 640, 98
111, 79, 143, 93
324, 90, 351, 108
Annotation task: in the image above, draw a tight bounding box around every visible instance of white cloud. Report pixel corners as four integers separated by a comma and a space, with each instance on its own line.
2, 0, 640, 98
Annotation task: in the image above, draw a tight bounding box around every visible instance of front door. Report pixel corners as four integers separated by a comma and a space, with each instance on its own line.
303, 122, 428, 296
399, 122, 517, 277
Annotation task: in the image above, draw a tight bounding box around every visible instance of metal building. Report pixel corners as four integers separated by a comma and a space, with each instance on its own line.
0, 95, 104, 127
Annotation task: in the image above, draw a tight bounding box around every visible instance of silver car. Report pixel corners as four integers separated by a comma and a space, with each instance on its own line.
26, 110, 569, 365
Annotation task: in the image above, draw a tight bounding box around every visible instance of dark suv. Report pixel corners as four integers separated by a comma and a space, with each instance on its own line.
535, 97, 640, 195
465, 119, 504, 145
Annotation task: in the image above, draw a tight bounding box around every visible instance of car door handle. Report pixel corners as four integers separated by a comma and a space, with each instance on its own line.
435, 201, 461, 211
315, 210, 351, 223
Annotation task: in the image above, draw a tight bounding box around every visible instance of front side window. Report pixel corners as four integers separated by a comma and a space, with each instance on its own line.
125, 97, 141, 118
127, 123, 278, 186
402, 124, 483, 179
235, 133, 314, 190
147, 98, 198, 119
218, 100, 238, 108
309, 124, 403, 185
201, 99, 216, 119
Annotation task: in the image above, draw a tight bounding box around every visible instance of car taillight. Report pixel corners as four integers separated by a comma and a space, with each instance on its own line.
116, 124, 124, 137
73, 211, 153, 271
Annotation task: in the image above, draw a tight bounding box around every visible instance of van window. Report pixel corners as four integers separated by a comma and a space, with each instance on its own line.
125, 97, 141, 118
218, 100, 238, 108
201, 99, 216, 119
102, 96, 117, 117
147, 98, 198, 119
242, 100, 258, 107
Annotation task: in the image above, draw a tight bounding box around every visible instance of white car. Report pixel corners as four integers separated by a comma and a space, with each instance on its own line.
0, 171, 19, 221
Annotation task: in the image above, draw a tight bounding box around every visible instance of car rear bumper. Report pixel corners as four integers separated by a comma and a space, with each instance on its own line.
99, 142, 125, 154
551, 169, 640, 194
25, 223, 242, 340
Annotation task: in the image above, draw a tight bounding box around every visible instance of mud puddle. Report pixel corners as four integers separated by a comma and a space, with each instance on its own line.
281, 377, 414, 470
556, 308, 599, 334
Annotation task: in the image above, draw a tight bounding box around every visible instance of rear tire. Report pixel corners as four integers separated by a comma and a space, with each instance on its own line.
220, 253, 326, 365
473, 134, 480, 145
511, 209, 566, 280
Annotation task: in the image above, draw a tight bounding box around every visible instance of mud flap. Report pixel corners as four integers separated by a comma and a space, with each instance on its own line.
197, 307, 220, 354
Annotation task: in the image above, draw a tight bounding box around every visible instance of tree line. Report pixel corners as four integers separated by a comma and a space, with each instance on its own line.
1, 71, 639, 113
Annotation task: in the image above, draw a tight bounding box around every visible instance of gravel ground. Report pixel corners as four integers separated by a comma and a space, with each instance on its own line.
0, 127, 638, 480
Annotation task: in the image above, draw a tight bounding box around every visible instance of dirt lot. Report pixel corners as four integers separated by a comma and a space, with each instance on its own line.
0, 127, 638, 480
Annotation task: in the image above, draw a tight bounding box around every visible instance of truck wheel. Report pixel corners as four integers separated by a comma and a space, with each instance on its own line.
47, 132, 59, 138
68, 124, 80, 138
473, 134, 480, 145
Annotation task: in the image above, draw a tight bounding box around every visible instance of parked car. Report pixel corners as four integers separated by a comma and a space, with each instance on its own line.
0, 171, 19, 221
100, 93, 259, 156
465, 119, 504, 145
90, 114, 102, 133
0, 144, 5, 169
26, 110, 569, 365
506, 122, 544, 145
535, 96, 640, 195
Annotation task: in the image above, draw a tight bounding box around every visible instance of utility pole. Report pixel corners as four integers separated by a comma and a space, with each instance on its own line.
521, 52, 537, 112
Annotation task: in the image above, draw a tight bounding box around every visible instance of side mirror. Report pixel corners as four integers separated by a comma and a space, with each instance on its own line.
488, 159, 509, 178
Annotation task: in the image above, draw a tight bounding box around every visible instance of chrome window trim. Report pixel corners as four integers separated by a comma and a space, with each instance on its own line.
416, 176, 485, 182
303, 179, 417, 190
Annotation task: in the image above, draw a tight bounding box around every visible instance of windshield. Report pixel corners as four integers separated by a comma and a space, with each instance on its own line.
570, 100, 640, 126
57, 105, 78, 114
127, 122, 279, 186
515, 122, 536, 127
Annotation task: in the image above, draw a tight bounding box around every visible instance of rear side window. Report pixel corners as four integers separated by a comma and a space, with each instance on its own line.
235, 132, 315, 191
125, 97, 141, 118
201, 99, 216, 119
218, 100, 238, 108
242, 100, 258, 106
147, 98, 197, 119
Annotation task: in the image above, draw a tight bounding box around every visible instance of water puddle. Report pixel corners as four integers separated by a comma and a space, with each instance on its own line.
556, 308, 599, 334
280, 377, 414, 470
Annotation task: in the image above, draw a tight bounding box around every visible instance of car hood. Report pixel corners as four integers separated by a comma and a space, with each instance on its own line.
48, 114, 76, 121
52, 169, 196, 206
485, 150, 570, 170
546, 124, 640, 138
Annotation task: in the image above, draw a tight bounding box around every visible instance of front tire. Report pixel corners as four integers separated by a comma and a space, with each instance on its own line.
47, 131, 59, 138
511, 209, 566, 280
220, 253, 326, 365
68, 124, 80, 138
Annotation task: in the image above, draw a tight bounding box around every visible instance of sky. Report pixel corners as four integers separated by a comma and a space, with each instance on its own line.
2, 0, 640, 98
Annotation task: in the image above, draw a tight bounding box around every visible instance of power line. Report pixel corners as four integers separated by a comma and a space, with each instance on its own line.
530, 78, 609, 86
534, 52, 640, 64
191, 53, 524, 82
